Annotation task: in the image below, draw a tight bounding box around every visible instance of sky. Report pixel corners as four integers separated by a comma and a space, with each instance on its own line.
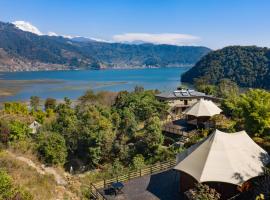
0, 0, 269, 49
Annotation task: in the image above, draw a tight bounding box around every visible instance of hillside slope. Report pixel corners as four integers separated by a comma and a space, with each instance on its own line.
0, 21, 211, 71
181, 46, 270, 89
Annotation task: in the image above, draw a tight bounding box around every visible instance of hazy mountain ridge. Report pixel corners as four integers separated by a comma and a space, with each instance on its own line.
0, 21, 211, 72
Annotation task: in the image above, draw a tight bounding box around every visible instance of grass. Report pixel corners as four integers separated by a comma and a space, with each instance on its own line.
0, 150, 81, 200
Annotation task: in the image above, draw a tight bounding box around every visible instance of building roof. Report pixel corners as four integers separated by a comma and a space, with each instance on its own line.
155, 89, 206, 99
174, 130, 270, 186
183, 99, 222, 117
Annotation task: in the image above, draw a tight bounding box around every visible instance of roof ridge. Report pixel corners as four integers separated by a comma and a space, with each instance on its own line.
198, 130, 222, 182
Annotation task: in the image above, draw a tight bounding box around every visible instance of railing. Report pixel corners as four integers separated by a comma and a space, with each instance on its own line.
90, 159, 176, 199
90, 183, 107, 200
162, 126, 187, 136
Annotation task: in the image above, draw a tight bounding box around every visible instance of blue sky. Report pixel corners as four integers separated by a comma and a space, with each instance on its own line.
0, 0, 269, 49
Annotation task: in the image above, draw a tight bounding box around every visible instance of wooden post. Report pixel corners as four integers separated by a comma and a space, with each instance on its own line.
128, 171, 130, 180
150, 165, 153, 174
104, 179, 106, 188
140, 168, 141, 177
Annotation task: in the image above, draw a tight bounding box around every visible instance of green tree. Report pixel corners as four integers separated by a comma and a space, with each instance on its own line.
142, 116, 164, 157
223, 89, 270, 136
8, 121, 30, 141
217, 79, 239, 98
132, 154, 145, 170
53, 102, 79, 154
44, 98, 57, 110
77, 105, 116, 167
4, 102, 28, 115
30, 96, 40, 111
37, 131, 67, 165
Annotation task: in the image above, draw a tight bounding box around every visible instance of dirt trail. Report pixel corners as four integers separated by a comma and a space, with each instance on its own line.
7, 151, 67, 186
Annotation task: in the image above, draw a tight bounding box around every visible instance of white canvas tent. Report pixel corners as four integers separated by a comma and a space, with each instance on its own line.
183, 99, 222, 117
174, 129, 270, 186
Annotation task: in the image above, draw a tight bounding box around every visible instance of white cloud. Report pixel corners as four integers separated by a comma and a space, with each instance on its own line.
113, 33, 200, 45
12, 21, 43, 35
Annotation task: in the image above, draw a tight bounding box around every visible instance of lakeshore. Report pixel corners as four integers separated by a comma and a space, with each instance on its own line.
0, 67, 190, 101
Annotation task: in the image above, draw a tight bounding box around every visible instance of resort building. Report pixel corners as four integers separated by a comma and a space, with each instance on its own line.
155, 88, 208, 117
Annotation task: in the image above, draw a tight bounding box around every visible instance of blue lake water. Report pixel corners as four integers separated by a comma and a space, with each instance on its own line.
0, 67, 190, 101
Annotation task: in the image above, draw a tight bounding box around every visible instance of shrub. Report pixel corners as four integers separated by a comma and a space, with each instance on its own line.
132, 154, 145, 170
187, 183, 221, 200
37, 131, 67, 166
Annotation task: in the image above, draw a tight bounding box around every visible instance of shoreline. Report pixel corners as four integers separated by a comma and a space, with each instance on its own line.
0, 65, 193, 73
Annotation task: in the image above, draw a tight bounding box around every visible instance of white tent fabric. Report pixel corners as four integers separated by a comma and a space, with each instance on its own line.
183, 99, 222, 117
174, 130, 270, 186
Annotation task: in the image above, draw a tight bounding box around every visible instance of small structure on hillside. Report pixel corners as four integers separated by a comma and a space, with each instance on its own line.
155, 89, 208, 118
29, 121, 41, 134
174, 129, 270, 199
183, 99, 222, 128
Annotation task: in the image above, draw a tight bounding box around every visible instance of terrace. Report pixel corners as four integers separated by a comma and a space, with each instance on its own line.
99, 169, 184, 200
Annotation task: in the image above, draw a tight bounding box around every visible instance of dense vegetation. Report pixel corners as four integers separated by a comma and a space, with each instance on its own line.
0, 88, 173, 172
1, 82, 270, 199
181, 46, 270, 89
0, 21, 211, 71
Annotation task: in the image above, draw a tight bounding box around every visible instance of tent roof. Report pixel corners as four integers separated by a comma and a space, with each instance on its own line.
174, 130, 270, 186
183, 99, 222, 117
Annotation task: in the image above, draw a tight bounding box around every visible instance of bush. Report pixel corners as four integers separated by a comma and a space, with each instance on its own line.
187, 183, 221, 200
37, 131, 67, 166
132, 154, 145, 170
0, 169, 33, 200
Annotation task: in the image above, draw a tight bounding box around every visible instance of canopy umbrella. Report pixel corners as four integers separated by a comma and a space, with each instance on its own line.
183, 99, 222, 117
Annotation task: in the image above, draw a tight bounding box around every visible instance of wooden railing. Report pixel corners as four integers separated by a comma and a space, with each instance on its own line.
90, 159, 176, 199
90, 183, 107, 200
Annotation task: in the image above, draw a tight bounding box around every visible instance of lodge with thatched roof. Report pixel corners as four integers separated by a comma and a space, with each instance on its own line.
174, 129, 270, 199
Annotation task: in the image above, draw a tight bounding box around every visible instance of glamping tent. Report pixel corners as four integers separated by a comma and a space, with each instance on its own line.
183, 99, 222, 127
174, 130, 270, 199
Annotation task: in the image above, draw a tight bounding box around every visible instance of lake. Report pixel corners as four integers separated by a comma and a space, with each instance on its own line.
0, 67, 190, 101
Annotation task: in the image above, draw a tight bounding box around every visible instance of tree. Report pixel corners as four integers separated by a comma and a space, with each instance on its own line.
217, 79, 239, 98
44, 98, 56, 110
77, 105, 116, 167
223, 89, 270, 136
132, 154, 145, 170
37, 131, 67, 165
4, 102, 28, 115
30, 96, 40, 111
8, 121, 30, 141
142, 116, 164, 157
53, 102, 79, 154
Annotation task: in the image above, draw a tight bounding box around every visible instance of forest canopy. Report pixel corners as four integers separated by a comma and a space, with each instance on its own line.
181, 46, 270, 89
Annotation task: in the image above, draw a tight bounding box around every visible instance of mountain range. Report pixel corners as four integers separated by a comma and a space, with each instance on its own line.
0, 21, 211, 72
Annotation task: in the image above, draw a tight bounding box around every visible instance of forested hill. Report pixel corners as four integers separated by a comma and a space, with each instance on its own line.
0, 21, 211, 71
181, 46, 270, 89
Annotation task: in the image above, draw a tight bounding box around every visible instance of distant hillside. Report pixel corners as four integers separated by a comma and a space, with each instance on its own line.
181, 46, 270, 89
0, 21, 211, 71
